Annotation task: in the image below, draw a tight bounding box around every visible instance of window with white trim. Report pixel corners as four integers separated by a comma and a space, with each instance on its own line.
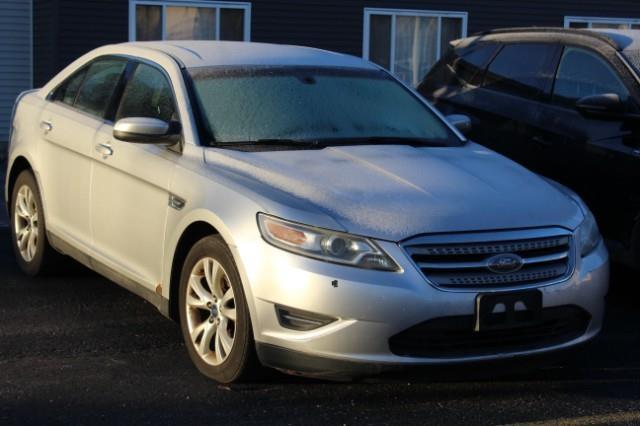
130, 1, 251, 42
565, 16, 640, 30
363, 8, 467, 86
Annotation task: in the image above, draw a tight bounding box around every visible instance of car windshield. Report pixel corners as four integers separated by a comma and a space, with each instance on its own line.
187, 66, 462, 147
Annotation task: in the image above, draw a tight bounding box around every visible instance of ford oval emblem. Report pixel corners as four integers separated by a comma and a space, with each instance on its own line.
486, 253, 524, 274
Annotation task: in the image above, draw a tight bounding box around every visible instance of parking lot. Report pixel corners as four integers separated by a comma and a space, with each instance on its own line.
0, 229, 638, 425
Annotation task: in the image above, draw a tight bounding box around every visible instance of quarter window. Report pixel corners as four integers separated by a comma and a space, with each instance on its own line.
364, 8, 468, 86
116, 63, 177, 122
131, 1, 251, 41
451, 43, 500, 86
553, 47, 629, 107
51, 68, 88, 106
74, 58, 127, 118
483, 43, 557, 99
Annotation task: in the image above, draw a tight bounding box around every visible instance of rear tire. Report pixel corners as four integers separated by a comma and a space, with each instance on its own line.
9, 169, 63, 276
178, 235, 260, 383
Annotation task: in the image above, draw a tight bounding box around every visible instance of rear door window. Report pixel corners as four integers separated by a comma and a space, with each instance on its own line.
552, 47, 629, 108
483, 43, 559, 99
74, 58, 127, 118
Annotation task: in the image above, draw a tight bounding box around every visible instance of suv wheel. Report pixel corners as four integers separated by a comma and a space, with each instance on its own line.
179, 235, 258, 383
10, 170, 62, 276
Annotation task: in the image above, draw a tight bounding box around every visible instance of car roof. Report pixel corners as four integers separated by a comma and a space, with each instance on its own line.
590, 29, 640, 52
455, 27, 640, 52
120, 40, 380, 70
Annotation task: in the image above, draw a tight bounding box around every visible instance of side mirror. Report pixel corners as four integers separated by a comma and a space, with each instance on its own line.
446, 114, 472, 136
575, 93, 625, 119
113, 117, 181, 144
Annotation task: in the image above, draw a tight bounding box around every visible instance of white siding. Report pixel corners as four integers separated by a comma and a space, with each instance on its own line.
0, 0, 32, 144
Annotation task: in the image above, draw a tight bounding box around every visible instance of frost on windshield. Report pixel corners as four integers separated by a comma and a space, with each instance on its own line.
190, 68, 452, 143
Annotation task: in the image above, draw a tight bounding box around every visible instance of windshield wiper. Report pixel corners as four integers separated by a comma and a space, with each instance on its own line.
210, 136, 454, 150
312, 136, 451, 147
211, 138, 323, 149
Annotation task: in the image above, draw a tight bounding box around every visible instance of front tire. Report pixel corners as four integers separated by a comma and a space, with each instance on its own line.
178, 235, 258, 383
9, 170, 61, 276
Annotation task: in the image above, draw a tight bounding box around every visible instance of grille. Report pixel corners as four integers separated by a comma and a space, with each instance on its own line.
389, 306, 590, 358
404, 233, 573, 289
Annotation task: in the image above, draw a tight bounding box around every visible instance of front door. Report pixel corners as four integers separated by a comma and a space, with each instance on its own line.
90, 61, 180, 291
536, 46, 640, 246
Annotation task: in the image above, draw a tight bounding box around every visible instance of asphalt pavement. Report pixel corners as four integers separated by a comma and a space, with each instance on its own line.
0, 230, 639, 425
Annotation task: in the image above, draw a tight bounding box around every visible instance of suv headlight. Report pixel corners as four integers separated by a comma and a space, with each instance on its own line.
578, 208, 601, 257
257, 214, 400, 271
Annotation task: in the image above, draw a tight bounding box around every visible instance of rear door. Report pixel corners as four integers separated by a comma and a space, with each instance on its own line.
474, 43, 561, 167
38, 57, 127, 248
421, 42, 562, 168
90, 60, 181, 292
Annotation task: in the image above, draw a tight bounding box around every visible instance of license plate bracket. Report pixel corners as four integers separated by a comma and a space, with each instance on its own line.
474, 290, 543, 332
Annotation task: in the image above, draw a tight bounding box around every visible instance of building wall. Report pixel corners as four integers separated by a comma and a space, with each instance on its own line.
1, 0, 33, 143
33, 0, 640, 86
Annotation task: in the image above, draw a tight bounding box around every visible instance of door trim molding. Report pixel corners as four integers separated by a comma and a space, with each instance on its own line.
47, 231, 171, 318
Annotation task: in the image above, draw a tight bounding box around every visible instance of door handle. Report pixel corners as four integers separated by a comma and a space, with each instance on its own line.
40, 120, 53, 133
531, 136, 552, 147
95, 143, 114, 158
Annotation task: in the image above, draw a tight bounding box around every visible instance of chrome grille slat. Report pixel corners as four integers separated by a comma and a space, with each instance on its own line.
406, 236, 570, 257
404, 232, 573, 290
416, 250, 569, 270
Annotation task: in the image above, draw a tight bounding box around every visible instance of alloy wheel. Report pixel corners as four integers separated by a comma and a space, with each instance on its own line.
185, 257, 237, 366
14, 185, 39, 262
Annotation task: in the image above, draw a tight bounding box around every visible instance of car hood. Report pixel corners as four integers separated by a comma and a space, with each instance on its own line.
204, 143, 583, 241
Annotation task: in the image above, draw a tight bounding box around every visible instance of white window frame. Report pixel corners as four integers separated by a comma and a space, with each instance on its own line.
564, 16, 640, 29
362, 8, 468, 74
129, 0, 251, 41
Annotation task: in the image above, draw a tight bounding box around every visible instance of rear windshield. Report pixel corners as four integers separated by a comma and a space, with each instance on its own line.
187, 66, 461, 146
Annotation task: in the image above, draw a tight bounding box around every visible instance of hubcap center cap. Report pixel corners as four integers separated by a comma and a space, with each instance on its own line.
210, 304, 219, 319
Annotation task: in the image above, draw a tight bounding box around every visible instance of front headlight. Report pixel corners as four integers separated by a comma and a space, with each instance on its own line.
578, 208, 601, 257
257, 214, 400, 271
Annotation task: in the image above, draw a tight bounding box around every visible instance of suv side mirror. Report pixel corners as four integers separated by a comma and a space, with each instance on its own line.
446, 114, 472, 136
575, 93, 625, 119
113, 117, 181, 144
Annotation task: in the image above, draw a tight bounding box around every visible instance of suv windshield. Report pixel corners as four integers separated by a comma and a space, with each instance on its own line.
187, 66, 462, 148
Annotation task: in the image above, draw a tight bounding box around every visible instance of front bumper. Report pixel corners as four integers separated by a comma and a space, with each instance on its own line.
236, 234, 608, 376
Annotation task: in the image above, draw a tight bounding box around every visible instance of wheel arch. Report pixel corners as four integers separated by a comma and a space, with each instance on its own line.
168, 220, 220, 321
166, 211, 259, 337
6, 156, 33, 207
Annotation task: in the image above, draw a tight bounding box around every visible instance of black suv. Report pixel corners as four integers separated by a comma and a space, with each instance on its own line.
419, 28, 640, 267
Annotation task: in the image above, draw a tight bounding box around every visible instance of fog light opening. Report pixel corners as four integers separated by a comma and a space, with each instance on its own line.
275, 305, 336, 331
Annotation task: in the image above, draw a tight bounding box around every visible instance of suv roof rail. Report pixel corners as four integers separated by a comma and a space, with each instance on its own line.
470, 27, 620, 50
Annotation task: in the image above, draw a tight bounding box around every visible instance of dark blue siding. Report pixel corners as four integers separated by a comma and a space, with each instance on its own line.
33, 0, 640, 86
